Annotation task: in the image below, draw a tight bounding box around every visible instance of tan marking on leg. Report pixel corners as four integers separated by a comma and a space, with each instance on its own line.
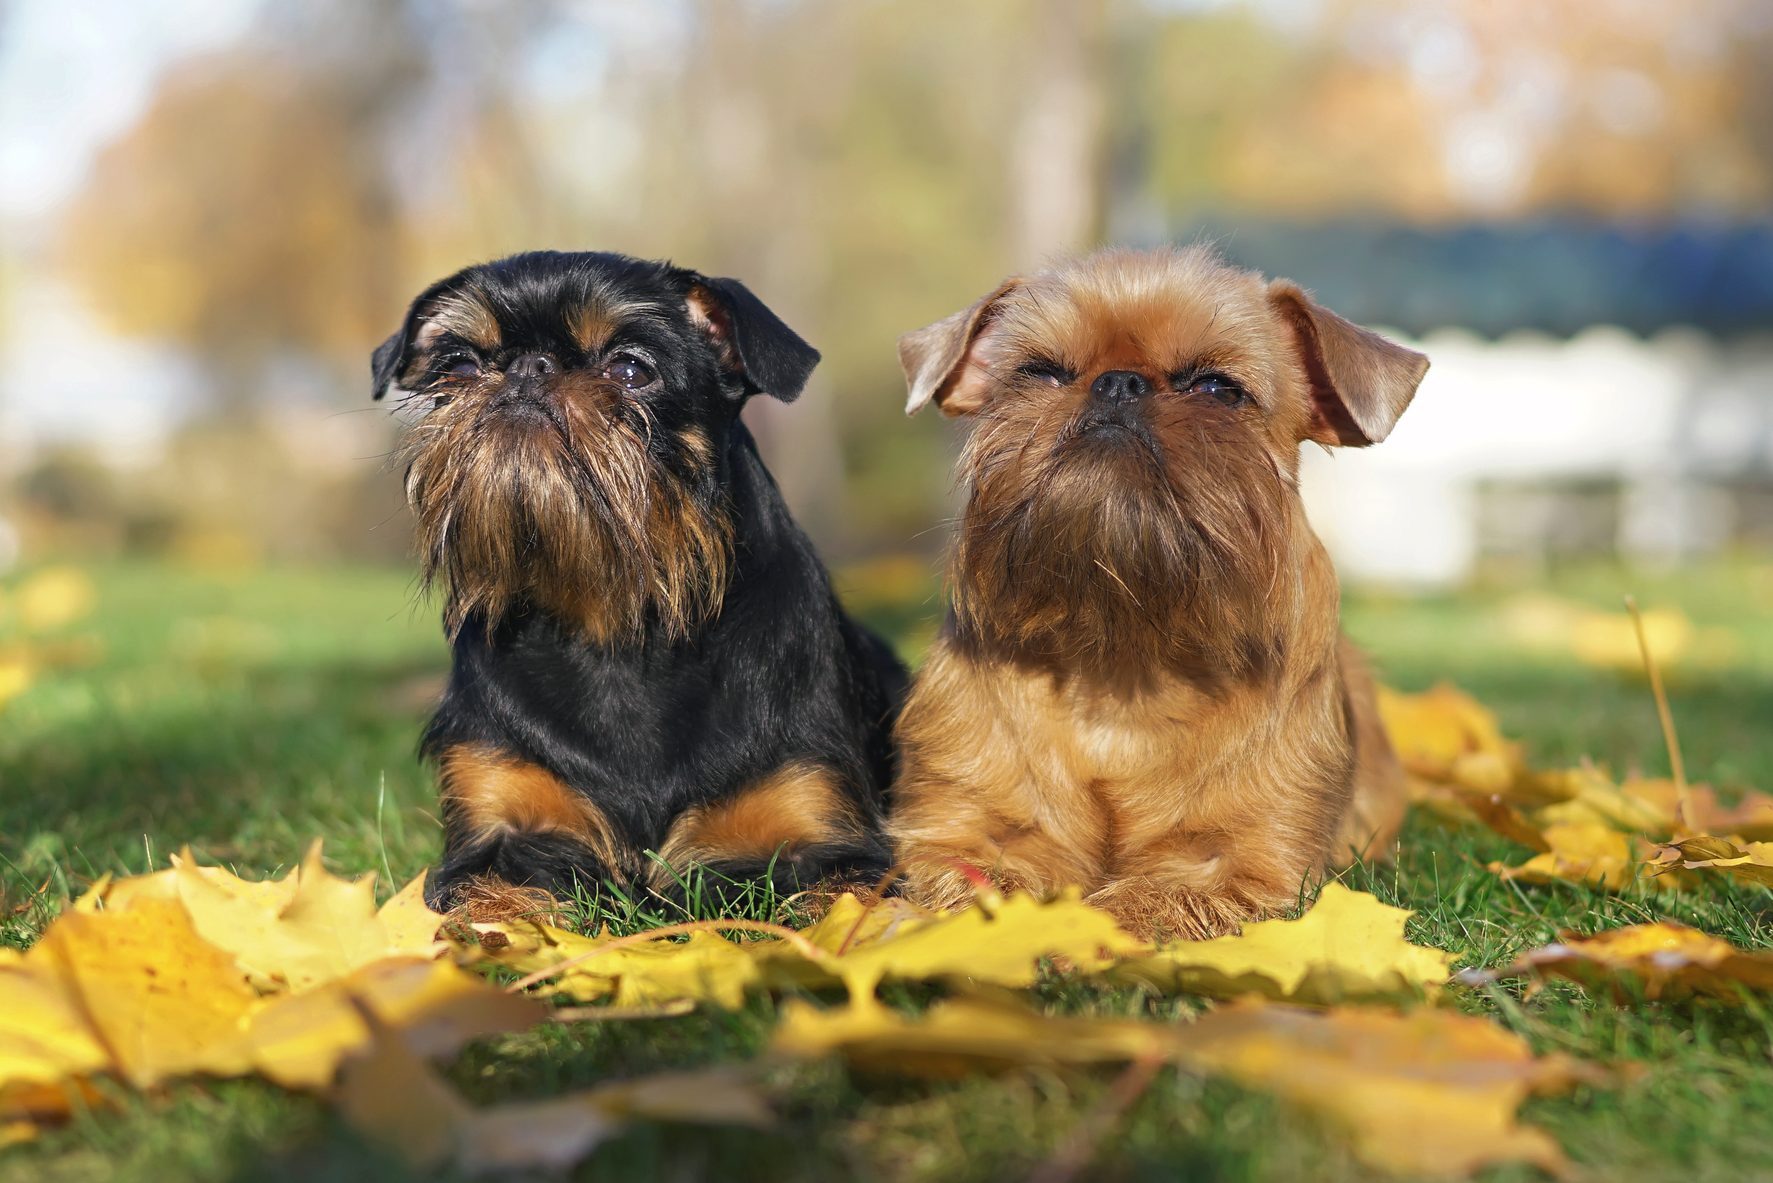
653, 763, 861, 881
438, 744, 629, 882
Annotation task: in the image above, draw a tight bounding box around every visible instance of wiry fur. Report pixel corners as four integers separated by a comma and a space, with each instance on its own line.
889, 246, 1426, 940
400, 356, 730, 642
373, 251, 907, 913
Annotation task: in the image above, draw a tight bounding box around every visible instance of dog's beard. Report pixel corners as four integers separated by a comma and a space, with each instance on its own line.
402, 393, 730, 643
951, 407, 1291, 679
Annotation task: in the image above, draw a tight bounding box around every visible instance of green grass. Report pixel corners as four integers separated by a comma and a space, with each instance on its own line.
3, 558, 1772, 1182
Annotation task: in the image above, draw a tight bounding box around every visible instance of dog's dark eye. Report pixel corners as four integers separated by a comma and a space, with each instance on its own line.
443, 356, 480, 378
606, 355, 656, 389
1181, 373, 1248, 407
1016, 359, 1074, 387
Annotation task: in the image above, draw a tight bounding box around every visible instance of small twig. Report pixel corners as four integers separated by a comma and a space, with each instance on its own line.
1027, 1055, 1165, 1183
1623, 595, 1692, 830
835, 867, 906, 956
503, 918, 823, 994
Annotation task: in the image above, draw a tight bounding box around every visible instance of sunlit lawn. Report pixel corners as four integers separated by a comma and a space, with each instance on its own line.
2, 558, 1771, 1182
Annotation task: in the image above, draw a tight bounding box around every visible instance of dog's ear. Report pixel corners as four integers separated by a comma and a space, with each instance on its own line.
370, 274, 462, 401
1268, 280, 1428, 447
900, 279, 1022, 416
687, 277, 820, 402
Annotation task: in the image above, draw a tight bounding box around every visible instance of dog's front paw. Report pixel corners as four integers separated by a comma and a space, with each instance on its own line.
1087, 877, 1259, 943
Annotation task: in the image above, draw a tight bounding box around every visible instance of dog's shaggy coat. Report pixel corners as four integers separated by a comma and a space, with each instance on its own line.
889, 246, 1426, 939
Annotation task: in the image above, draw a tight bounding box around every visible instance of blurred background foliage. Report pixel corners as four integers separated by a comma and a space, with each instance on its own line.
3, 0, 1772, 569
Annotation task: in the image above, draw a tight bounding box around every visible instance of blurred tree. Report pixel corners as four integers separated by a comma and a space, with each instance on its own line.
58, 2, 426, 411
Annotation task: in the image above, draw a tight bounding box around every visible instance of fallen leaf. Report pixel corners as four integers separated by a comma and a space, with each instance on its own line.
790, 888, 1147, 1002
771, 994, 1166, 1078
335, 1002, 770, 1175
94, 844, 448, 991
1647, 835, 1773, 887
1112, 884, 1454, 1004
774, 992, 1590, 1178
794, 892, 942, 955
497, 890, 1144, 1011
1460, 921, 1773, 1001
246, 957, 546, 1090
491, 925, 766, 1010
1621, 779, 1773, 842
1378, 684, 1521, 792
30, 897, 257, 1087
0, 654, 31, 711
1179, 1001, 1587, 1178
1488, 822, 1661, 892
0, 954, 111, 1119
12, 567, 97, 633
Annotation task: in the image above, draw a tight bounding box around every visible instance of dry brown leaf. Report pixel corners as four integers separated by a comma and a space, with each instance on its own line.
335, 1003, 770, 1175
1179, 1001, 1587, 1178
1460, 922, 1773, 1001
1112, 884, 1454, 1003
1647, 835, 1773, 887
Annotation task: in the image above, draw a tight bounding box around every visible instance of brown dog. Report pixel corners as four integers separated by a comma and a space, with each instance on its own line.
887, 246, 1427, 940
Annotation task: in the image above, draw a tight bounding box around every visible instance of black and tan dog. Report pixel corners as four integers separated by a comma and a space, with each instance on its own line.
372, 251, 906, 911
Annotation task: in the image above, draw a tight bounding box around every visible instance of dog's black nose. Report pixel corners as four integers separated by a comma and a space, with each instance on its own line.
506, 353, 556, 380
1089, 370, 1150, 404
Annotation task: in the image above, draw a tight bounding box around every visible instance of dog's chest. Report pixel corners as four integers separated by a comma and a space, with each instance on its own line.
990, 668, 1265, 807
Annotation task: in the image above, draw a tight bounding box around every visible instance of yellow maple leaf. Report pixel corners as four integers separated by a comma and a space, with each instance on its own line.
795, 888, 1147, 1003
1179, 1000, 1586, 1178
771, 994, 1164, 1077
773, 992, 1589, 1178
498, 889, 1144, 1011
92, 844, 448, 991
1621, 779, 1773, 842
0, 953, 112, 1120
1111, 883, 1454, 1003
1378, 684, 1520, 790
245, 956, 545, 1090
1462, 921, 1773, 1002
1488, 822, 1660, 891
334, 1002, 770, 1174
1648, 835, 1773, 887
29, 897, 258, 1087
794, 892, 941, 955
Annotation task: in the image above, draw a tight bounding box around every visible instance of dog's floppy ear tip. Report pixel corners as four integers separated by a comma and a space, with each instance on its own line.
370, 331, 404, 401
1268, 278, 1428, 447
688, 275, 819, 402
